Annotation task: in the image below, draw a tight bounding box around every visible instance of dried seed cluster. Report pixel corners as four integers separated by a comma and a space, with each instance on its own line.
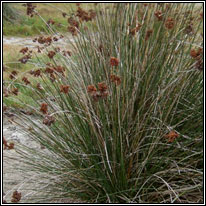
164, 131, 179, 142
87, 82, 109, 102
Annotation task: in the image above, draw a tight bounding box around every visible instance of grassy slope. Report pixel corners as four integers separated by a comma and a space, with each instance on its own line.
3, 3, 96, 37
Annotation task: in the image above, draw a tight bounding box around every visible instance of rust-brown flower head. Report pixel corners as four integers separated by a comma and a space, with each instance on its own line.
98, 82, 108, 93
129, 23, 142, 36
3, 136, 8, 149
47, 19, 55, 25
48, 51, 56, 59
195, 58, 203, 71
36, 83, 43, 91
68, 17, 79, 28
53, 36, 59, 42
164, 131, 179, 142
76, 7, 91, 22
22, 77, 31, 85
165, 17, 175, 29
19, 54, 32, 64
37, 36, 46, 44
60, 85, 70, 94
190, 49, 198, 58
62, 12, 67, 17
110, 57, 119, 67
20, 47, 29, 54
37, 46, 42, 53
24, 3, 36, 17
91, 91, 102, 102
45, 67, 54, 74
40, 103, 48, 114
88, 82, 109, 101
32, 69, 41, 77
11, 190, 21, 203
184, 24, 193, 34
9, 71, 18, 79
8, 142, 15, 150
190, 48, 202, 59
68, 26, 78, 36
154, 10, 163, 21
49, 73, 56, 82
89, 9, 97, 20
43, 115, 55, 126
54, 65, 65, 74
87, 85, 97, 93
145, 29, 153, 41
62, 50, 72, 57
110, 74, 121, 86
12, 88, 19, 96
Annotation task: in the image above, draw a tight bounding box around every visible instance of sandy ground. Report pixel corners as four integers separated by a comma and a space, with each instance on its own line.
3, 34, 74, 48
3, 113, 85, 203
3, 114, 40, 203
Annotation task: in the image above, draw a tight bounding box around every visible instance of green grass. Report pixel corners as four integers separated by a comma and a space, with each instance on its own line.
3, 3, 98, 37
3, 15, 69, 37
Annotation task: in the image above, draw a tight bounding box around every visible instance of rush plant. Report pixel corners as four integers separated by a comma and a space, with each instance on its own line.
3, 3, 203, 203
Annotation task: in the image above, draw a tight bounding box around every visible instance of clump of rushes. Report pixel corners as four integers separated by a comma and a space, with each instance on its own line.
5, 3, 203, 203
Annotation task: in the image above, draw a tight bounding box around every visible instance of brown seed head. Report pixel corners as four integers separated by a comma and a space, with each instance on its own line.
36, 83, 43, 91
110, 74, 121, 85
22, 77, 30, 85
62, 12, 67, 17
9, 71, 18, 79
165, 17, 175, 29
8, 142, 14, 150
110, 57, 119, 66
165, 131, 179, 142
43, 115, 55, 126
11, 190, 21, 203
154, 10, 163, 21
68, 26, 78, 36
47, 19, 55, 25
60, 85, 70, 94
145, 29, 153, 41
40, 103, 48, 114
20, 47, 29, 54
87, 85, 97, 93
12, 88, 19, 96
68, 17, 79, 28
48, 51, 56, 59
98, 82, 108, 93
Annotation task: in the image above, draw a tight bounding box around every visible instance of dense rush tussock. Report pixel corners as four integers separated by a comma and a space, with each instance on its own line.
3, 3, 203, 203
